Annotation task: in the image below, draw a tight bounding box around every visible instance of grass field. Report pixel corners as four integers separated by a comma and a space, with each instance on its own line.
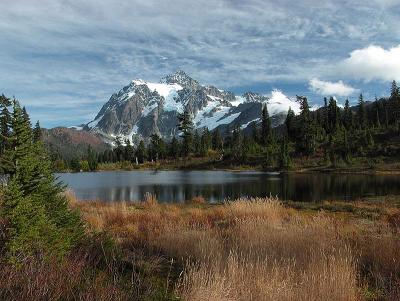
2, 193, 400, 300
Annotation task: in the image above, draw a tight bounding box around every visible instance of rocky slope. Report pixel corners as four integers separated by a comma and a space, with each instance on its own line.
42, 127, 110, 161
85, 71, 300, 144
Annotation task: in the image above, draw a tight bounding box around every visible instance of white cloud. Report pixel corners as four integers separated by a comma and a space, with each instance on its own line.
338, 45, 400, 82
308, 78, 358, 96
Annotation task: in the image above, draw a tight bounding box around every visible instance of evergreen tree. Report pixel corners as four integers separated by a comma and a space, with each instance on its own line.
343, 99, 352, 130
251, 122, 260, 144
114, 136, 124, 161
285, 107, 295, 139
169, 136, 180, 159
212, 130, 223, 151
135, 140, 147, 163
33, 120, 42, 142
0, 100, 83, 259
297, 96, 315, 155
391, 80, 399, 100
124, 139, 134, 162
279, 137, 291, 170
358, 93, 367, 129
231, 125, 242, 160
199, 128, 212, 156
261, 104, 272, 146
328, 97, 339, 132
177, 109, 193, 157
0, 94, 11, 156
149, 134, 166, 161
87, 145, 98, 171
193, 130, 201, 155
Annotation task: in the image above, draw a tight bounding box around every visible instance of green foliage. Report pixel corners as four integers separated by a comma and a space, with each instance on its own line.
0, 99, 84, 261
177, 109, 194, 157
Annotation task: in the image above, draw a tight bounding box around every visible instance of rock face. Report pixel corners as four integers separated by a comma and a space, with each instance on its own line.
85, 71, 300, 144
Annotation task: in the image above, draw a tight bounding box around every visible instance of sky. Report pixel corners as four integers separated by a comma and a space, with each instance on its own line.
0, 0, 400, 128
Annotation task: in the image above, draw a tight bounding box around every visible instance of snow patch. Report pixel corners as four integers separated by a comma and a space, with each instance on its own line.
267, 90, 301, 115
241, 118, 260, 129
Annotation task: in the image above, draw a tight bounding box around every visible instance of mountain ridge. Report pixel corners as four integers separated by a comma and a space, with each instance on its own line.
84, 71, 301, 144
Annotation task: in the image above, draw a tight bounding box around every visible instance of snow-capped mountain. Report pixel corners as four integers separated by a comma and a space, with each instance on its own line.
85, 71, 300, 144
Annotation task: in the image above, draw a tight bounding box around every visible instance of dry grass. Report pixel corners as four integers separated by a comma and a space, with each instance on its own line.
70, 195, 400, 300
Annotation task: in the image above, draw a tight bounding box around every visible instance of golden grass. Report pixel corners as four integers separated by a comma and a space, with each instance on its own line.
70, 195, 400, 301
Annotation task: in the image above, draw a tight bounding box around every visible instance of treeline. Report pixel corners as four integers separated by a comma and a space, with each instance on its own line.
54, 81, 400, 172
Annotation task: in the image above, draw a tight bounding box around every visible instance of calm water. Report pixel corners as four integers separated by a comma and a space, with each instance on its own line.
57, 170, 400, 202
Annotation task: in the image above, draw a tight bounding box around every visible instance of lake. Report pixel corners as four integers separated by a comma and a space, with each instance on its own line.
57, 170, 400, 202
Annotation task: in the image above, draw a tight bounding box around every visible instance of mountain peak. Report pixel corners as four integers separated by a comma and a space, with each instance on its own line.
160, 70, 200, 89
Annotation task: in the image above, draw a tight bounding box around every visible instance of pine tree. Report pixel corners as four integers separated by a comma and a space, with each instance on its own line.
0, 94, 11, 156
169, 136, 180, 159
87, 145, 98, 170
279, 137, 291, 170
177, 109, 193, 157
391, 80, 399, 100
261, 104, 272, 146
212, 130, 223, 151
343, 99, 352, 130
124, 139, 134, 162
358, 93, 367, 129
285, 107, 295, 139
193, 130, 200, 156
231, 125, 242, 160
135, 140, 147, 163
33, 120, 42, 142
328, 97, 339, 132
200, 128, 212, 156
0, 100, 84, 259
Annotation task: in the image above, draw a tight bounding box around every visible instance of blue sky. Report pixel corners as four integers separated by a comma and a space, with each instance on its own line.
1, 0, 400, 128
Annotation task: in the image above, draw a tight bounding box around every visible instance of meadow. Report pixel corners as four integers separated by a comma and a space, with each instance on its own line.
1, 192, 400, 300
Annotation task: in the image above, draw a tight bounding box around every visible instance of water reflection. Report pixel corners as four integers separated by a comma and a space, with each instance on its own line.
57, 170, 400, 202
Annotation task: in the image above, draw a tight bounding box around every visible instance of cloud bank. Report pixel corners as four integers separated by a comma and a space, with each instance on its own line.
338, 45, 400, 82
309, 79, 358, 97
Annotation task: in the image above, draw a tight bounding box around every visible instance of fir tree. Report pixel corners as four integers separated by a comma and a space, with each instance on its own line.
358, 93, 367, 129
0, 100, 84, 259
123, 139, 134, 162
343, 99, 352, 130
261, 104, 272, 146
0, 94, 11, 156
391, 80, 399, 100
169, 136, 180, 159
212, 130, 223, 151
135, 140, 147, 163
177, 109, 193, 157
87, 145, 98, 170
285, 107, 295, 139
33, 120, 42, 142
279, 137, 291, 170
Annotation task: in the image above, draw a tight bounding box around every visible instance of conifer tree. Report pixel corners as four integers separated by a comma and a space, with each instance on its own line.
391, 80, 399, 100
0, 94, 11, 156
279, 137, 291, 170
358, 93, 367, 129
135, 140, 147, 163
87, 145, 98, 170
343, 99, 352, 130
169, 136, 180, 159
0, 99, 83, 259
285, 107, 295, 139
212, 129, 223, 151
33, 120, 42, 142
123, 139, 134, 162
177, 109, 194, 157
261, 104, 272, 146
